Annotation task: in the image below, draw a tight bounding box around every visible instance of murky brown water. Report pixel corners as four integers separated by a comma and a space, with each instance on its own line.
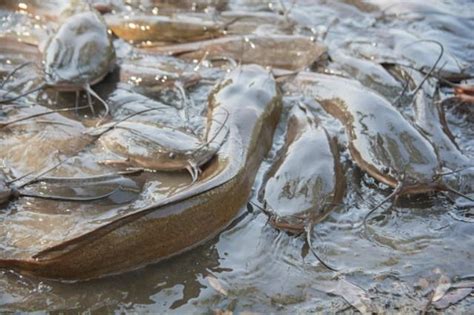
0, 0, 473, 313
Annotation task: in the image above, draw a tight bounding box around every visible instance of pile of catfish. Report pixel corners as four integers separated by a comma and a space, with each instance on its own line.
0, 0, 472, 295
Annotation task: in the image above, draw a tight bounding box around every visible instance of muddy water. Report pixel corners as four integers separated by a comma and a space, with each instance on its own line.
0, 0, 473, 313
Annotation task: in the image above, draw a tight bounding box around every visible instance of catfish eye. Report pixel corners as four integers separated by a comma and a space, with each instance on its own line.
168, 152, 176, 159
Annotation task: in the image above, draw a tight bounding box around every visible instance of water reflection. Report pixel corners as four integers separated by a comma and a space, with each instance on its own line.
0, 0, 473, 313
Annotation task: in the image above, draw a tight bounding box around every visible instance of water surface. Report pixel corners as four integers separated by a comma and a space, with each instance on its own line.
0, 0, 473, 313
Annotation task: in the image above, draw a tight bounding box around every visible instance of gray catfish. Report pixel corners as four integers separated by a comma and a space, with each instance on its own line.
1, 7, 115, 119
260, 103, 344, 234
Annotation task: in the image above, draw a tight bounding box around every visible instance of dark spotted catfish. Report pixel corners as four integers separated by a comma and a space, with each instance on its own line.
285, 72, 456, 196
0, 65, 281, 280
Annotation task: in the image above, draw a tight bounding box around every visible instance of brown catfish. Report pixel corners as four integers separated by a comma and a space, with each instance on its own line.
106, 13, 229, 43
260, 103, 344, 234
0, 0, 113, 21
138, 35, 327, 71
284, 72, 448, 196
0, 0, 69, 21
0, 64, 282, 280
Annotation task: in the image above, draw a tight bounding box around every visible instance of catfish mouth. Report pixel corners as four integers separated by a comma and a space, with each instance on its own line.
133, 158, 189, 172
269, 214, 306, 235
151, 154, 212, 172
140, 153, 197, 172
159, 145, 219, 171
45, 71, 109, 91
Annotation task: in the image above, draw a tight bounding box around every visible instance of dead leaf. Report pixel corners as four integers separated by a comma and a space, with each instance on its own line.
433, 288, 472, 309
432, 275, 451, 302
325, 277, 376, 315
206, 276, 228, 296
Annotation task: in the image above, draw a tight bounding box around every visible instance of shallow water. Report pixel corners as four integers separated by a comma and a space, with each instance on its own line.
0, 0, 473, 313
